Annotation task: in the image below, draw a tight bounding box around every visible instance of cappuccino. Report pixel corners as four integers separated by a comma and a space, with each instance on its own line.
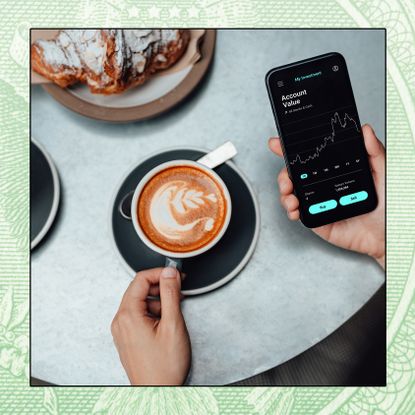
137, 165, 228, 253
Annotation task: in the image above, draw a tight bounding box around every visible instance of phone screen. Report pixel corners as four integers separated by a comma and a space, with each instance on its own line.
266, 53, 377, 228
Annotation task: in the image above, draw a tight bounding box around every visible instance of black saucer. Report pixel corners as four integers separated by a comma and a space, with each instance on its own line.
30, 139, 60, 249
111, 148, 259, 295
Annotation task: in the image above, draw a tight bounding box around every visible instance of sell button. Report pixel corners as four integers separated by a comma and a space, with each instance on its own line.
309, 199, 337, 215
339, 191, 368, 206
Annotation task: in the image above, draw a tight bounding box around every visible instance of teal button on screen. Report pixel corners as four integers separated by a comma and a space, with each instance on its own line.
339, 191, 368, 206
309, 200, 337, 214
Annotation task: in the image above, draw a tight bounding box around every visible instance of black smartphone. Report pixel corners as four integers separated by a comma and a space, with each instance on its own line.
265, 52, 377, 228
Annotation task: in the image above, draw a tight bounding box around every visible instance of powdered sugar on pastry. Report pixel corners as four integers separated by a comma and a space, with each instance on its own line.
31, 29, 190, 94
37, 30, 104, 72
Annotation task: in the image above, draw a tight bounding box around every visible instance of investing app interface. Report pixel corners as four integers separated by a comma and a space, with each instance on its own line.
266, 53, 377, 227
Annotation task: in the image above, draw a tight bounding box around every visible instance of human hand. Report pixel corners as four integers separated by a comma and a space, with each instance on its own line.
111, 267, 191, 385
269, 124, 385, 269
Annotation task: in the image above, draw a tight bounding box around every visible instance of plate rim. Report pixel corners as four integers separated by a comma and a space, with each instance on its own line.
109, 146, 261, 296
41, 30, 216, 122
31, 137, 61, 250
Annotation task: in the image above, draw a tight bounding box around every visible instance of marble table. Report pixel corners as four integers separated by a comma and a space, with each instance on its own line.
31, 30, 385, 385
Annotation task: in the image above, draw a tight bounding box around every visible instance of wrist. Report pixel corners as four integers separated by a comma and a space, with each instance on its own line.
129, 372, 185, 386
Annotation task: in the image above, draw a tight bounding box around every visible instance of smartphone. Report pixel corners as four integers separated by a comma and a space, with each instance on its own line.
265, 52, 377, 228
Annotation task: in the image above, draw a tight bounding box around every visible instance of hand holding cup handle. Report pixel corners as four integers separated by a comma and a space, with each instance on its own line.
165, 257, 183, 272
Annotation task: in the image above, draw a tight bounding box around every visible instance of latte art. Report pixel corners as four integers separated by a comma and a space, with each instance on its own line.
138, 165, 228, 252
150, 181, 217, 239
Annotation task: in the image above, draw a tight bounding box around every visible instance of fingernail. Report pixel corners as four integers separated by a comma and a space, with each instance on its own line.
161, 267, 177, 279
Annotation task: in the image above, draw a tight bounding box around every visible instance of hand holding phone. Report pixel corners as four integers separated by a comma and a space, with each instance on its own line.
266, 53, 378, 228
269, 124, 385, 269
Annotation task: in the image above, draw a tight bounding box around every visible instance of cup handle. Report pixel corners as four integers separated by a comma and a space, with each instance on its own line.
119, 190, 134, 220
165, 257, 183, 271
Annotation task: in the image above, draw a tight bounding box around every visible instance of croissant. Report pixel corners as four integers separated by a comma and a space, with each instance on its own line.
31, 29, 190, 94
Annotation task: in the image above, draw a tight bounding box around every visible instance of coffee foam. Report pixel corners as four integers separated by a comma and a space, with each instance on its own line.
138, 166, 227, 252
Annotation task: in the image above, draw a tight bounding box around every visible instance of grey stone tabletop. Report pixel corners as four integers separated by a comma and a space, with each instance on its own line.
31, 30, 385, 385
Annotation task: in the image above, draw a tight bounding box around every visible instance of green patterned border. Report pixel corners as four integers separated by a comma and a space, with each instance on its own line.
1, 0, 414, 413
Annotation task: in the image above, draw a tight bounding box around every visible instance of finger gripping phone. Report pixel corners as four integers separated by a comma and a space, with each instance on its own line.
265, 52, 377, 228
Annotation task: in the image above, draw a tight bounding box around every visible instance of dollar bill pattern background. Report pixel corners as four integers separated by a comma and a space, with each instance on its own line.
0, 0, 414, 413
